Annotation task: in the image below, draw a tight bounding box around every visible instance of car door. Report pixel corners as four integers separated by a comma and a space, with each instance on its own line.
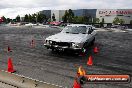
86, 27, 93, 43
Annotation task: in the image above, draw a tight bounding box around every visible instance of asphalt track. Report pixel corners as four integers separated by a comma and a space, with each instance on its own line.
0, 26, 132, 88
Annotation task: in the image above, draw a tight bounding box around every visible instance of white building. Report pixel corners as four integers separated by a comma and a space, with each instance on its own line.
50, 9, 132, 24
96, 9, 132, 24
51, 9, 97, 22
51, 10, 65, 22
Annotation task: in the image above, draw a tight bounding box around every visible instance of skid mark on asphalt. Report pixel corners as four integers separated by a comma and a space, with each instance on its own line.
95, 63, 132, 75
115, 60, 132, 66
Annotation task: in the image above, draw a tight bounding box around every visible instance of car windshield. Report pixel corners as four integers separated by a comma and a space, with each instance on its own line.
61, 26, 87, 34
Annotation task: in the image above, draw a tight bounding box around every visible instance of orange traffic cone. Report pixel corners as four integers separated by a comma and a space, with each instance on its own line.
73, 79, 81, 88
87, 56, 93, 66
94, 46, 99, 53
7, 58, 15, 73
30, 39, 35, 48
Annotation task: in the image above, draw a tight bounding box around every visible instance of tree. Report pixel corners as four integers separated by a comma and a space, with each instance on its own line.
62, 10, 68, 23
113, 17, 125, 25
73, 16, 91, 24
24, 14, 29, 22
16, 15, 20, 22
6, 18, 11, 23
37, 13, 46, 23
73, 16, 84, 23
93, 18, 100, 23
83, 16, 89, 24
67, 9, 74, 23
101, 18, 105, 23
130, 20, 132, 24
52, 13, 56, 21
96, 18, 100, 23
28, 14, 32, 22
99, 18, 105, 27
113, 17, 120, 24
62, 9, 74, 23
31, 14, 37, 23
87, 16, 93, 23
120, 19, 125, 24
47, 18, 51, 22
93, 18, 96, 23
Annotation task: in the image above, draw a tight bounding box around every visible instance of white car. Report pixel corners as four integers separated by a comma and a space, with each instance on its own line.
25, 23, 37, 27
44, 24, 96, 53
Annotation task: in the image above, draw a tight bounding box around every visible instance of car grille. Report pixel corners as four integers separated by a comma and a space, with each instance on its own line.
52, 41, 71, 47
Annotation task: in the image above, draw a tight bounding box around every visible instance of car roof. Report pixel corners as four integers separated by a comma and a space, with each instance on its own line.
67, 24, 93, 27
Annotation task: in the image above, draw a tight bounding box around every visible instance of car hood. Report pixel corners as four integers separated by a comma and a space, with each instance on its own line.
46, 33, 87, 43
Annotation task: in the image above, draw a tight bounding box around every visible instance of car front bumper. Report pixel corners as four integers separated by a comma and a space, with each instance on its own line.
44, 44, 82, 51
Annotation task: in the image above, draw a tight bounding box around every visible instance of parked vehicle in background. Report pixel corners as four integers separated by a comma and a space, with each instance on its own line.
49, 21, 62, 26
44, 24, 96, 53
111, 25, 127, 30
25, 23, 37, 26
0, 17, 3, 23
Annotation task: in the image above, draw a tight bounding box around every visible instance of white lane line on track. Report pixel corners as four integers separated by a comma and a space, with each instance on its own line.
0, 81, 18, 88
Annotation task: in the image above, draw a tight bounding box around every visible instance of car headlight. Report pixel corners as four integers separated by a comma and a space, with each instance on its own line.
72, 43, 79, 48
46, 40, 49, 44
49, 40, 52, 44
46, 40, 52, 44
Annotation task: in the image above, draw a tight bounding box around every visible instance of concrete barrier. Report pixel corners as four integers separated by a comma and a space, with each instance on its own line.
0, 70, 64, 88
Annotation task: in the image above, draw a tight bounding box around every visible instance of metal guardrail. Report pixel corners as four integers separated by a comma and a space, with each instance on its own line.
0, 70, 64, 88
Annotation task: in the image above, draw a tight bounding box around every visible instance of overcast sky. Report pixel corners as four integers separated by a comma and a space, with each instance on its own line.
0, 0, 132, 18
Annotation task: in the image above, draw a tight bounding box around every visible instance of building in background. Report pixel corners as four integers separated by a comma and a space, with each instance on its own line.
50, 9, 96, 22
38, 10, 51, 19
73, 9, 96, 18
96, 9, 132, 24
51, 10, 65, 22
38, 9, 132, 24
